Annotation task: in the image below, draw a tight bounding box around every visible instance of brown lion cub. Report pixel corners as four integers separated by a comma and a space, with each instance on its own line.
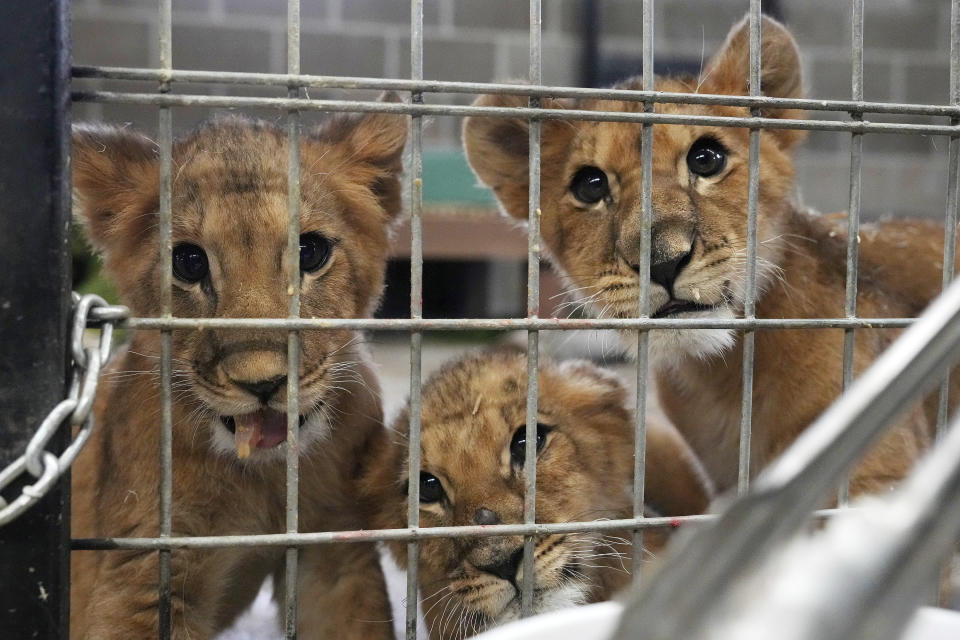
70, 103, 405, 639
363, 350, 713, 639
464, 17, 952, 495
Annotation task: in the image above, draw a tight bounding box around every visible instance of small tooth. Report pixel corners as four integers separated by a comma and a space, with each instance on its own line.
693, 288, 701, 301
237, 442, 251, 459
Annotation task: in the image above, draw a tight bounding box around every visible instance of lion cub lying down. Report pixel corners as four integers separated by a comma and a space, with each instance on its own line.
70, 102, 404, 638
464, 16, 951, 495
363, 350, 713, 640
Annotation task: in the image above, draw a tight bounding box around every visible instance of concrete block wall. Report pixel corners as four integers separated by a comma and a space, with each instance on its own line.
71, 0, 955, 219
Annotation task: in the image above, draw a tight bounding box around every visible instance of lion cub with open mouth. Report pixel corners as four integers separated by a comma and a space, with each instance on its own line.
363, 349, 713, 640
464, 16, 952, 495
70, 101, 404, 638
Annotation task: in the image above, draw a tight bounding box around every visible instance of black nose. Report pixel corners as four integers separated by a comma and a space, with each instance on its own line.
473, 508, 501, 526
479, 548, 524, 584
235, 375, 286, 403
649, 250, 693, 295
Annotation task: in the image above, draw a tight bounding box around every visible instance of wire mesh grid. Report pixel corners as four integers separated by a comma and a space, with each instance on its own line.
66, 0, 960, 638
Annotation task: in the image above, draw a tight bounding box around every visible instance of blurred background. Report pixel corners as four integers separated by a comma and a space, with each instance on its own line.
66, 3, 958, 636
70, 0, 957, 323
70, 0, 958, 417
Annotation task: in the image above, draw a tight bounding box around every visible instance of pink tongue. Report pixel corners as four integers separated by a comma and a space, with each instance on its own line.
257, 409, 289, 448
234, 409, 289, 457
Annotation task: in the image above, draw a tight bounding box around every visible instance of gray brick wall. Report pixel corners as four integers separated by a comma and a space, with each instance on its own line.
71, 0, 955, 219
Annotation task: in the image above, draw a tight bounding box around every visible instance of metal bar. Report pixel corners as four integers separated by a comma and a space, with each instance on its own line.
70, 91, 960, 136
632, 334, 649, 588
737, 0, 761, 495
158, 260, 173, 640
937, 0, 960, 443
157, 0, 173, 636
677, 413, 960, 640
71, 514, 721, 550
283, 2, 301, 637
0, 0, 71, 636
71, 64, 960, 119
613, 273, 960, 640
72, 509, 854, 550
932, 0, 960, 607
405, 1, 424, 638
631, 0, 654, 587
842, 410, 960, 640
953, 0, 960, 109
98, 316, 919, 331
521, 0, 542, 618
839, 0, 865, 507
937, 136, 959, 443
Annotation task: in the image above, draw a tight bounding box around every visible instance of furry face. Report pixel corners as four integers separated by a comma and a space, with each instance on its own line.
363, 350, 712, 639
70, 102, 404, 638
466, 15, 946, 496
464, 16, 805, 364
73, 107, 405, 460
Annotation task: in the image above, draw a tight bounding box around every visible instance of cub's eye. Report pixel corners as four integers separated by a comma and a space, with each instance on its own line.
686, 137, 728, 177
509, 423, 552, 466
569, 166, 609, 204
299, 232, 333, 273
172, 243, 209, 283
419, 472, 445, 504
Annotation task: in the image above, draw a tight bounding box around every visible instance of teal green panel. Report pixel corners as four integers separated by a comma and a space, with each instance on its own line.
422, 149, 497, 205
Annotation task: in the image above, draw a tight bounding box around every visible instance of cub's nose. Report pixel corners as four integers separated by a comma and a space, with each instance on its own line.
473, 508, 501, 526
478, 548, 524, 584
648, 249, 693, 295
234, 375, 286, 404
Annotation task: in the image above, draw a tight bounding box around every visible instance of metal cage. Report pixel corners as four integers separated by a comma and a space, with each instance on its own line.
2, 0, 960, 638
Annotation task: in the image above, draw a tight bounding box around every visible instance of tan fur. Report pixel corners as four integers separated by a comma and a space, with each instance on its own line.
464, 17, 954, 495
362, 350, 713, 640
70, 99, 405, 639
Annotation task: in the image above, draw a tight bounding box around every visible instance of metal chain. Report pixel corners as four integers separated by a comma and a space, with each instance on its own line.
0, 293, 128, 527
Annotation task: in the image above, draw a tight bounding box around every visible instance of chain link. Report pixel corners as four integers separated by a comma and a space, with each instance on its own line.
0, 293, 128, 527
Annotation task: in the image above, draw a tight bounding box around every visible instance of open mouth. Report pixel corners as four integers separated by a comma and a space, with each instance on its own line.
652, 299, 716, 319
220, 410, 307, 458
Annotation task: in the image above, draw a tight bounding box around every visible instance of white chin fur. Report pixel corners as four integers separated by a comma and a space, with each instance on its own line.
494, 584, 589, 626
207, 411, 332, 463
643, 305, 737, 366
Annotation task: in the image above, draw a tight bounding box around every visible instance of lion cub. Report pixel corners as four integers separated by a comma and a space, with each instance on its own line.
363, 350, 713, 639
464, 17, 951, 495
70, 102, 405, 638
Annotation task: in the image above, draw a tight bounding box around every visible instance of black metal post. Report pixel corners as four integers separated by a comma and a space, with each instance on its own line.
0, 1, 72, 638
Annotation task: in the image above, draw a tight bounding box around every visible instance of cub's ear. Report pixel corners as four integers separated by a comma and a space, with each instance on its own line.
71, 123, 160, 254
326, 91, 408, 170
462, 93, 574, 221
555, 359, 629, 406
309, 91, 408, 218
700, 15, 805, 148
